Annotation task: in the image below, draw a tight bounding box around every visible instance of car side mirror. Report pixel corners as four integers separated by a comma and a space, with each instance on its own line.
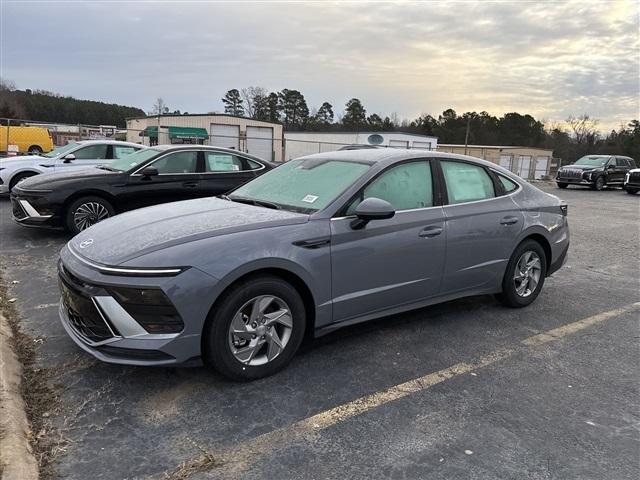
350, 197, 395, 230
140, 166, 159, 177
63, 154, 75, 163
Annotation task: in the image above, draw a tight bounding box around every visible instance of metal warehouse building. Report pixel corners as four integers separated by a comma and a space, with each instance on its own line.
126, 114, 283, 162
437, 144, 555, 180
283, 131, 438, 160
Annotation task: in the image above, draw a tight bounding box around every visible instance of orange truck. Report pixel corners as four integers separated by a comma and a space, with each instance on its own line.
0, 126, 54, 154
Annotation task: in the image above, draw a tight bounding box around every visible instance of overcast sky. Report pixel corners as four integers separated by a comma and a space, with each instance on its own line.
1, 0, 638, 131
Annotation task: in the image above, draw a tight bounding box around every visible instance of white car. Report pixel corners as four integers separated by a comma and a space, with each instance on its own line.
0, 140, 144, 194
623, 168, 640, 194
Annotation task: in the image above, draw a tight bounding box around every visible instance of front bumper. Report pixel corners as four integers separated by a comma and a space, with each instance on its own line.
11, 193, 63, 229
57, 246, 219, 366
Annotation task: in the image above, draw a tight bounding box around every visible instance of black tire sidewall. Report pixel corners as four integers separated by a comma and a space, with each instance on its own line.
557, 183, 568, 189
594, 176, 605, 190
500, 240, 547, 308
65, 196, 115, 234
626, 188, 638, 194
204, 275, 306, 381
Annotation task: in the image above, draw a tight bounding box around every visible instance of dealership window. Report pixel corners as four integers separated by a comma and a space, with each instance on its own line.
205, 153, 244, 172
73, 144, 108, 160
150, 151, 198, 174
347, 161, 433, 214
441, 160, 495, 204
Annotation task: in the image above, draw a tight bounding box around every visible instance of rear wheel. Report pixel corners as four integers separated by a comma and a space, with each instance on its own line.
203, 275, 306, 381
591, 176, 605, 191
9, 171, 38, 191
27, 145, 43, 155
557, 182, 568, 189
65, 196, 115, 234
496, 240, 547, 308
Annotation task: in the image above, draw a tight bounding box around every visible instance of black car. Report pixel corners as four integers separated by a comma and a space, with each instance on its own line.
11, 145, 274, 234
623, 168, 640, 194
556, 155, 636, 190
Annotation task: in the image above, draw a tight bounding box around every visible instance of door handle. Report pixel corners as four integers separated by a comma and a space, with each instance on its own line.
500, 216, 519, 225
419, 226, 443, 238
182, 181, 198, 188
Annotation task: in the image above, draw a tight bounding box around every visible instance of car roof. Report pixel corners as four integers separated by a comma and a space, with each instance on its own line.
143, 144, 272, 164
76, 140, 143, 147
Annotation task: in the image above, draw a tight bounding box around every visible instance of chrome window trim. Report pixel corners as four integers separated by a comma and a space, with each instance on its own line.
331, 204, 442, 221
68, 246, 182, 276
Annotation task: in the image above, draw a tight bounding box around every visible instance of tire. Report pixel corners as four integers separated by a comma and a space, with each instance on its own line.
557, 182, 568, 189
9, 171, 38, 191
203, 275, 306, 381
28, 145, 43, 155
591, 176, 605, 191
625, 187, 638, 195
496, 239, 547, 308
65, 196, 115, 235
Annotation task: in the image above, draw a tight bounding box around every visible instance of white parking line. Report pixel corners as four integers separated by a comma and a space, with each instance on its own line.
162, 302, 640, 479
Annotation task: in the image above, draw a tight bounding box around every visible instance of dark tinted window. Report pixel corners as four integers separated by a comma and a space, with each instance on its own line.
151, 151, 198, 174
73, 144, 108, 160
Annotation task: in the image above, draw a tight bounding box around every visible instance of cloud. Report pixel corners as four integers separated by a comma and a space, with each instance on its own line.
1, 0, 637, 130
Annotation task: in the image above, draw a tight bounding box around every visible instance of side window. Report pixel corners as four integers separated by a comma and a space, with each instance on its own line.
347, 161, 433, 215
616, 158, 627, 167
247, 159, 264, 170
113, 146, 139, 159
441, 160, 495, 204
150, 151, 198, 174
72, 144, 108, 160
497, 173, 518, 193
205, 152, 244, 172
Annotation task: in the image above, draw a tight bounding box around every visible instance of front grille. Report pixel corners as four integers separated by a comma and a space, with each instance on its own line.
59, 265, 118, 344
630, 171, 640, 181
11, 198, 28, 220
559, 169, 583, 180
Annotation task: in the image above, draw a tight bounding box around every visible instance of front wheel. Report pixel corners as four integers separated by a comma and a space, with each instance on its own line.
203, 275, 306, 381
557, 182, 568, 189
28, 145, 43, 155
65, 196, 115, 234
591, 176, 605, 191
496, 240, 547, 308
625, 188, 638, 195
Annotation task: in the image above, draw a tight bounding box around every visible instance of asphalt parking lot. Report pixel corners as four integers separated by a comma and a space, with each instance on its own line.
0, 185, 638, 480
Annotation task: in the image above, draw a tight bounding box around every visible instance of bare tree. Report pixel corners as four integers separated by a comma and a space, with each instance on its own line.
566, 114, 599, 145
0, 77, 16, 91
241, 86, 268, 118
150, 97, 169, 115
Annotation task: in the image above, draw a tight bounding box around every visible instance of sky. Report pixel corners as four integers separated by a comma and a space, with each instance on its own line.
1, 0, 638, 131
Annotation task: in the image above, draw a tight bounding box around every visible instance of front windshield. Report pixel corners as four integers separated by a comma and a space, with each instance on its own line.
109, 148, 160, 172
574, 156, 607, 167
231, 158, 371, 212
43, 142, 78, 158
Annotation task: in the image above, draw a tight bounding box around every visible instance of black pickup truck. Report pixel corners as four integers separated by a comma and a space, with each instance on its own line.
556, 155, 637, 191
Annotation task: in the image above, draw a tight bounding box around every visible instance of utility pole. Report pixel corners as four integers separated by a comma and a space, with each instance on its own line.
464, 116, 471, 155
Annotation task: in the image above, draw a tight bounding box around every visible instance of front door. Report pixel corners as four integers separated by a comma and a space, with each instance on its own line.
330, 160, 446, 323
439, 160, 523, 293
120, 150, 201, 210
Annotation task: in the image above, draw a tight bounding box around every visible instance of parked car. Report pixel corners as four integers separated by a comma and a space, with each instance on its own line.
0, 125, 54, 154
11, 145, 273, 234
556, 155, 636, 190
56, 149, 569, 380
623, 168, 640, 194
1, 140, 144, 194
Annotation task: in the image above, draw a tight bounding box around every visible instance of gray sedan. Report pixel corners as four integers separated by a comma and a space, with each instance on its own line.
57, 149, 570, 380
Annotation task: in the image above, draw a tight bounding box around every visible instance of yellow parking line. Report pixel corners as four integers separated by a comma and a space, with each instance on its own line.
162, 302, 640, 480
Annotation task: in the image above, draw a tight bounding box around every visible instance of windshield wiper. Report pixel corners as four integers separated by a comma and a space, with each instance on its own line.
227, 195, 281, 210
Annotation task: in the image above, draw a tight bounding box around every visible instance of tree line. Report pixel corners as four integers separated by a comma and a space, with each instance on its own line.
0, 79, 145, 128
221, 87, 639, 163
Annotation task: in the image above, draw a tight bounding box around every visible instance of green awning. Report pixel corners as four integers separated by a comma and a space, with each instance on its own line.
168, 126, 208, 140
139, 126, 158, 138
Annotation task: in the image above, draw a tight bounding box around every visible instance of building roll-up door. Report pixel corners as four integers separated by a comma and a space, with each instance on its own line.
210, 124, 240, 149
246, 126, 274, 161
412, 141, 432, 150
389, 140, 409, 148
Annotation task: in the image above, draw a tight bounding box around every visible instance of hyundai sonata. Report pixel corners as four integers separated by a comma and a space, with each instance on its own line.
57, 149, 569, 380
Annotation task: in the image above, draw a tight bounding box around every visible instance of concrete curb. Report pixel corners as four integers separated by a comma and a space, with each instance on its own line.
0, 313, 39, 480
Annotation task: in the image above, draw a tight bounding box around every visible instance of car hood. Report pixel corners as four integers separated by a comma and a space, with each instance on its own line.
68, 197, 309, 266
0, 155, 53, 167
18, 167, 113, 189
560, 165, 600, 171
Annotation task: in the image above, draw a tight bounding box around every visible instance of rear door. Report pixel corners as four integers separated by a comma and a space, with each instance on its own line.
53, 143, 109, 173
199, 151, 262, 197
438, 159, 524, 293
120, 150, 200, 210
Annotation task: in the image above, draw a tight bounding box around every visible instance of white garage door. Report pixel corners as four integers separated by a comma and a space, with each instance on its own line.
210, 124, 240, 149
499, 155, 513, 171
246, 126, 274, 161
517, 155, 532, 179
534, 156, 549, 179
412, 141, 432, 150
389, 140, 409, 148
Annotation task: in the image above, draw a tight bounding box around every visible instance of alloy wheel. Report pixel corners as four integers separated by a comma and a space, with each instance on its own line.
73, 202, 110, 231
513, 251, 542, 298
228, 295, 293, 366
